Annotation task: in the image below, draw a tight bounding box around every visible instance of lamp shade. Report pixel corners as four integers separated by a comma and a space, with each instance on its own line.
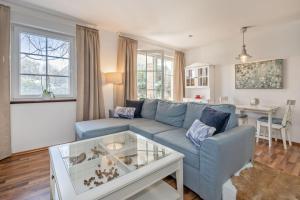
236, 26, 252, 63
104, 72, 123, 84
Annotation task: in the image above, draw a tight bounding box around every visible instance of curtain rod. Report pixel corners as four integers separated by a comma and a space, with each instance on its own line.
0, 3, 9, 8
76, 24, 99, 32
118, 32, 183, 52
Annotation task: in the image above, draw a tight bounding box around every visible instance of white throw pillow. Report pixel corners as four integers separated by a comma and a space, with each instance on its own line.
186, 119, 216, 147
113, 106, 136, 119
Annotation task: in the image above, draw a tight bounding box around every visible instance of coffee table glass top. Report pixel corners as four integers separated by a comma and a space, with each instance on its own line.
58, 131, 174, 194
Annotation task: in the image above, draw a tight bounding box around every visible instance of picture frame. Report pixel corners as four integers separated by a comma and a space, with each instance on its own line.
235, 59, 284, 89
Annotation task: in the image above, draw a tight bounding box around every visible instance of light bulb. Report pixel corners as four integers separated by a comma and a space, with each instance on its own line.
240, 55, 248, 63
106, 142, 123, 150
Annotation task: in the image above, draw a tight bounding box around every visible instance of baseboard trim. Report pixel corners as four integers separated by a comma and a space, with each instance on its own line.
12, 146, 49, 156
12, 140, 75, 156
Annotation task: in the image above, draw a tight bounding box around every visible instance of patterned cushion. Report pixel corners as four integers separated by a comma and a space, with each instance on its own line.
113, 106, 136, 119
186, 119, 216, 147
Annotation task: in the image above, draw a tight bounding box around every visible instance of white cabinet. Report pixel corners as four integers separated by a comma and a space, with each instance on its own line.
196, 66, 209, 87
185, 65, 212, 88
184, 64, 215, 103
185, 68, 196, 87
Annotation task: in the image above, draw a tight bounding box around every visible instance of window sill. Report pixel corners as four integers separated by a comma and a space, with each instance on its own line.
10, 98, 76, 104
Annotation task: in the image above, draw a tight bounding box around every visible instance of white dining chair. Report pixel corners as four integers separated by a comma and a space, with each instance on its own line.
256, 100, 296, 150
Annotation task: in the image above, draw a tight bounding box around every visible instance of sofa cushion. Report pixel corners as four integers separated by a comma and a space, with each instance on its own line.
183, 102, 207, 129
126, 100, 144, 118
200, 107, 230, 134
76, 118, 148, 140
183, 103, 238, 131
154, 128, 200, 169
209, 104, 238, 130
141, 99, 158, 120
129, 120, 176, 139
155, 100, 187, 127
257, 116, 283, 125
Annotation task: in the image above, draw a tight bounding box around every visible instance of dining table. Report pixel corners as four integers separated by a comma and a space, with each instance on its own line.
235, 104, 280, 148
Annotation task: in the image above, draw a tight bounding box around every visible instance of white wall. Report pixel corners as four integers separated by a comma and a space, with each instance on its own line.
100, 30, 118, 117
185, 20, 300, 142
11, 102, 76, 152
5, 1, 118, 153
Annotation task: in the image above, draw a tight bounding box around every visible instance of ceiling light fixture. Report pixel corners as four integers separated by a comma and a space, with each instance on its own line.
188, 34, 193, 38
236, 26, 252, 63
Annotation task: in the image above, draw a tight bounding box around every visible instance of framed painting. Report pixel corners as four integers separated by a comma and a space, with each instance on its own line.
235, 59, 284, 89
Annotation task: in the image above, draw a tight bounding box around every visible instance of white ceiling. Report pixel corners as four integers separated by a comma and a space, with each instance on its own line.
17, 0, 300, 49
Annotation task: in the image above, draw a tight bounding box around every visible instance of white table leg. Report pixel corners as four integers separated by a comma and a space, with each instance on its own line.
176, 160, 184, 200
281, 128, 287, 150
268, 112, 272, 148
50, 167, 54, 200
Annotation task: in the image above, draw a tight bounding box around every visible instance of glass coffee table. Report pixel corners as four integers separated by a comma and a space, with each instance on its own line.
49, 131, 184, 200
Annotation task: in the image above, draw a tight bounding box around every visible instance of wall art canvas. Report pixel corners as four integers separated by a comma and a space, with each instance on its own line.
235, 59, 284, 89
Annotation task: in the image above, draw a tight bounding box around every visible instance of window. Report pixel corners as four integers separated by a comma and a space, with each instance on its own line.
164, 58, 174, 100
137, 50, 174, 100
11, 25, 75, 100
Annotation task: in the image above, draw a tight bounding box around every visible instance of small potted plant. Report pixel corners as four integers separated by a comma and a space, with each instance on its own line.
42, 87, 55, 99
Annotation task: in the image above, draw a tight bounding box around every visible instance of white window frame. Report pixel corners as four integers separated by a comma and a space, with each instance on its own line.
164, 55, 174, 100
137, 50, 174, 100
137, 50, 164, 99
11, 24, 76, 101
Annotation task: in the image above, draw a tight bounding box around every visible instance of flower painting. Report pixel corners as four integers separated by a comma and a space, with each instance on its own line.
235, 59, 284, 89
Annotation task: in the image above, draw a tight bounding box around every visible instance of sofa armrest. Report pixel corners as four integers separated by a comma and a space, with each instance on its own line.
199, 125, 256, 200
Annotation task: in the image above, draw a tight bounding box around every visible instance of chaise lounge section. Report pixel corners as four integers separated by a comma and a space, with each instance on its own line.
75, 99, 255, 200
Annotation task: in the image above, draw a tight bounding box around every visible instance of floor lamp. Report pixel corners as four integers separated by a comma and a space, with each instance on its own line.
104, 72, 123, 108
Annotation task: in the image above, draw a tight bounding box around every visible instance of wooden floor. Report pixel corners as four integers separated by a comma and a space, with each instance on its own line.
1, 140, 300, 200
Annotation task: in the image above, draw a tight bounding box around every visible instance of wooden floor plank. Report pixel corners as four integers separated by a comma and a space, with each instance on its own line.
0, 140, 299, 200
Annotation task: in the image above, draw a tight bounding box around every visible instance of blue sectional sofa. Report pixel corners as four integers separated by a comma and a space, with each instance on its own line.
75, 99, 255, 200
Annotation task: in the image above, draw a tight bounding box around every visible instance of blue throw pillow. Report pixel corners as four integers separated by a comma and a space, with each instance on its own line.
209, 104, 238, 130
126, 100, 144, 118
186, 119, 216, 147
200, 107, 230, 134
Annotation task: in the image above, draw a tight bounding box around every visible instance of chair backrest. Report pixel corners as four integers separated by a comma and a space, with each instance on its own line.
219, 96, 229, 104
282, 100, 296, 126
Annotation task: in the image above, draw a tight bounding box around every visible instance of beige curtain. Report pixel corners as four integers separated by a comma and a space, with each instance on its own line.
76, 25, 105, 121
173, 51, 185, 101
115, 36, 137, 106
0, 4, 11, 160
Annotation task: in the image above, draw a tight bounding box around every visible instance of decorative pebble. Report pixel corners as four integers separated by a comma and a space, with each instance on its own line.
107, 176, 113, 181
107, 159, 113, 165
94, 181, 103, 186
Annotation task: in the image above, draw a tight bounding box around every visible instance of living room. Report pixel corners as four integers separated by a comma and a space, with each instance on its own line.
0, 0, 300, 200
